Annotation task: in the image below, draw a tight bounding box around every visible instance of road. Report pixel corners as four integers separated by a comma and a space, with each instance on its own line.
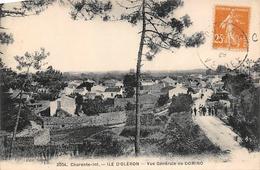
191, 88, 260, 162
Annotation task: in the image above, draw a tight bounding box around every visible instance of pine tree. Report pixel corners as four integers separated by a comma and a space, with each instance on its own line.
70, 0, 205, 156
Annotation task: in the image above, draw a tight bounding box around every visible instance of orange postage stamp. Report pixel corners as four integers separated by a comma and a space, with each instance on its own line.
213, 5, 250, 51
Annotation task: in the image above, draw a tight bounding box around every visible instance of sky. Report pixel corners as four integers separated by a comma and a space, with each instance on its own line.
1, 0, 259, 72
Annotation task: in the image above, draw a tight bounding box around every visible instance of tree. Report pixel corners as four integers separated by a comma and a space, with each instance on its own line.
9, 48, 49, 157
123, 73, 136, 97
70, 0, 205, 156
157, 94, 169, 106
216, 65, 228, 74
34, 66, 65, 100
169, 94, 193, 114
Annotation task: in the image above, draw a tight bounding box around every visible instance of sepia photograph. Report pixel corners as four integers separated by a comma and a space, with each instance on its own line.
0, 0, 259, 169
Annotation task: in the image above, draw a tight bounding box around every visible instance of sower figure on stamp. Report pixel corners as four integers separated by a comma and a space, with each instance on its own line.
220, 9, 243, 49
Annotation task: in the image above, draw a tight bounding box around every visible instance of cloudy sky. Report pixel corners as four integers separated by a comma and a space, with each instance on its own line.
1, 0, 259, 72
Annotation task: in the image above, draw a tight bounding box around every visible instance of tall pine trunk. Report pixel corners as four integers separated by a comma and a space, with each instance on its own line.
9, 67, 30, 158
135, 0, 146, 156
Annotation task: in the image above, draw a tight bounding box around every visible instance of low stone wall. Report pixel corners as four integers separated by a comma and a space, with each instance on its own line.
43, 111, 126, 131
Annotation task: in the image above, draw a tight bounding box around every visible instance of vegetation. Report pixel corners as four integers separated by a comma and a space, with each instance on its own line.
157, 94, 169, 107
70, 0, 205, 156
169, 93, 193, 114
158, 112, 220, 155
123, 74, 136, 98
222, 73, 259, 151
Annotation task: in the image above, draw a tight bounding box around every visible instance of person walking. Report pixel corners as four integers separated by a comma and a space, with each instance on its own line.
214, 107, 218, 116
194, 107, 197, 116
202, 106, 206, 116
199, 105, 203, 116
208, 106, 212, 116
212, 106, 215, 116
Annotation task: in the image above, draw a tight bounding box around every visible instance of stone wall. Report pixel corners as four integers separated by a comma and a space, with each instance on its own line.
43, 111, 126, 131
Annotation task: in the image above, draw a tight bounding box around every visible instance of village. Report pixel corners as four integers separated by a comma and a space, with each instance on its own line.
1, 66, 259, 158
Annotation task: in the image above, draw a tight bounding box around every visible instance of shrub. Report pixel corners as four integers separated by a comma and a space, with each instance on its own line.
169, 94, 193, 114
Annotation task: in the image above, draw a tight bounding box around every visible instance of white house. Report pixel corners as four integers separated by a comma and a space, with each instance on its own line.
141, 80, 156, 86
91, 84, 106, 93
73, 87, 89, 96
102, 87, 123, 99
168, 84, 188, 98
50, 95, 76, 116
161, 76, 177, 87
115, 81, 124, 88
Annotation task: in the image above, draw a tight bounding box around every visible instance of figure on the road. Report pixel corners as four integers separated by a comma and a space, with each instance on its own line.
214, 106, 218, 116
199, 105, 203, 116
202, 106, 206, 116
211, 106, 215, 116
208, 106, 212, 116
193, 107, 197, 116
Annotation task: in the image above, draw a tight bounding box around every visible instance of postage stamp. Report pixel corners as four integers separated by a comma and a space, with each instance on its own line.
213, 5, 250, 51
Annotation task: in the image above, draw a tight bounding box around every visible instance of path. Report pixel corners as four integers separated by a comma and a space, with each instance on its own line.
191, 88, 254, 161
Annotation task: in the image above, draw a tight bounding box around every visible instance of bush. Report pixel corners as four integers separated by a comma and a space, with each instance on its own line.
169, 94, 193, 114
120, 126, 161, 138
125, 102, 135, 111
157, 94, 169, 107
83, 130, 129, 157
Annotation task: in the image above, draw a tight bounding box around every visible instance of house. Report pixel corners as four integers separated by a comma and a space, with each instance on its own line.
73, 87, 88, 96
141, 80, 156, 86
103, 79, 118, 87
168, 84, 188, 98
115, 81, 123, 88
140, 82, 165, 95
91, 85, 106, 94
14, 122, 50, 146
69, 80, 83, 86
64, 84, 78, 95
50, 95, 76, 116
160, 76, 177, 87
161, 86, 175, 98
103, 87, 123, 99
15, 128, 50, 146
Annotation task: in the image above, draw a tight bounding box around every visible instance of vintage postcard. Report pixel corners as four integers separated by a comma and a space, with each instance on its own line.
0, 0, 259, 170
